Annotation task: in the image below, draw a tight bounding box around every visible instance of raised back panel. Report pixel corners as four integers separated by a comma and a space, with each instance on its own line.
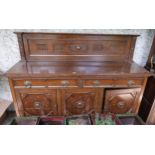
18, 33, 138, 62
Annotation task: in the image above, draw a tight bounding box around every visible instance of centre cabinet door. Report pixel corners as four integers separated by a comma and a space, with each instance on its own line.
15, 89, 58, 116
60, 88, 103, 116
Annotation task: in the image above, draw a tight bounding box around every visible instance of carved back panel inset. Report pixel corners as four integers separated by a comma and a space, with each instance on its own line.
16, 33, 138, 62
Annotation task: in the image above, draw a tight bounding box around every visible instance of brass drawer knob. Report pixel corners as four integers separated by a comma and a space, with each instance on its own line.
128, 80, 135, 86
117, 101, 125, 109
93, 80, 100, 87
61, 80, 69, 87
24, 81, 32, 88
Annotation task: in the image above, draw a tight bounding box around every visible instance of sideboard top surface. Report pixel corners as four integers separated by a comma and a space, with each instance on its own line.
6, 61, 150, 78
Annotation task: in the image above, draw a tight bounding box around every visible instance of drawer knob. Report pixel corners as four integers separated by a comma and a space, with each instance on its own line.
93, 80, 100, 87
24, 81, 32, 88
128, 80, 135, 86
61, 80, 69, 87
117, 101, 125, 109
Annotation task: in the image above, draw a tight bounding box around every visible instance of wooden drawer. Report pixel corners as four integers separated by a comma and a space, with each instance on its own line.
84, 79, 114, 87
83, 79, 143, 88
13, 79, 78, 88
115, 79, 144, 87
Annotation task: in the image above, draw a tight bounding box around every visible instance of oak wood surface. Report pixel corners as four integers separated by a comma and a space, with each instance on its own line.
16, 33, 138, 62
104, 88, 141, 114
6, 61, 149, 78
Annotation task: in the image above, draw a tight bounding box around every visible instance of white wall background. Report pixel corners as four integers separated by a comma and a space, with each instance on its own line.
0, 29, 155, 101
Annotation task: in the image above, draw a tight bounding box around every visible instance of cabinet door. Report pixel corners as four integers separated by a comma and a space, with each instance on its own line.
61, 88, 103, 116
104, 88, 141, 114
16, 89, 58, 116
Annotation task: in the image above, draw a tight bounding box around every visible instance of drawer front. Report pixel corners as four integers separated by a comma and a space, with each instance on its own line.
84, 78, 143, 88
84, 79, 114, 87
115, 79, 144, 87
13, 78, 144, 88
13, 79, 78, 88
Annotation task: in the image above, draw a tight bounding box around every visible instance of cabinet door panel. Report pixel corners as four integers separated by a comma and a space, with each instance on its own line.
104, 88, 141, 114
61, 88, 102, 116
16, 89, 57, 116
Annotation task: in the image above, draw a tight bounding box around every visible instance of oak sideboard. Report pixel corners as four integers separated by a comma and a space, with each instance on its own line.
6, 33, 150, 117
